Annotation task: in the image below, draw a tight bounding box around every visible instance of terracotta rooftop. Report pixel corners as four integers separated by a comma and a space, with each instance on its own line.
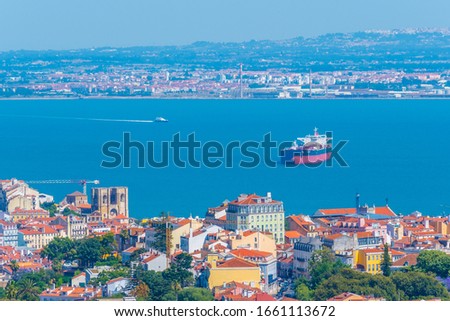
229, 194, 280, 205
216, 257, 259, 269
285, 230, 301, 239
392, 253, 419, 267
230, 248, 273, 259
317, 206, 396, 217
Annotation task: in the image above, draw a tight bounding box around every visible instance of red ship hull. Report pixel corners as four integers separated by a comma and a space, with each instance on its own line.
293, 152, 332, 165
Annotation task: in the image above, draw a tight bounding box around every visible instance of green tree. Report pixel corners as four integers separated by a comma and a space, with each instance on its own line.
380, 243, 392, 277
416, 250, 450, 278
314, 268, 398, 301
76, 238, 102, 268
62, 207, 78, 216
0, 287, 6, 300
391, 271, 450, 300
10, 260, 20, 275
136, 270, 175, 301
150, 212, 172, 253
295, 283, 314, 301
41, 237, 76, 261
16, 278, 40, 301
52, 259, 63, 273
99, 232, 117, 256
163, 253, 194, 289
308, 248, 346, 289
40, 202, 58, 217
5, 281, 19, 300
177, 287, 214, 301
119, 229, 130, 250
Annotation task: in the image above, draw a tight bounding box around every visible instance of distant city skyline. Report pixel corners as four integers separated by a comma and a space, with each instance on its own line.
0, 0, 449, 51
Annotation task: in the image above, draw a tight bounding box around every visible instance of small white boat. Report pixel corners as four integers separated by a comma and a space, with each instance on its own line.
155, 117, 169, 122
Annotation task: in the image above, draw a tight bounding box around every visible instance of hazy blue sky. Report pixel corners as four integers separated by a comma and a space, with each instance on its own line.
1, 0, 449, 50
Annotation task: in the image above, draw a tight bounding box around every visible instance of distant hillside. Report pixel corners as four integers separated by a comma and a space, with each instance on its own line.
1, 29, 450, 72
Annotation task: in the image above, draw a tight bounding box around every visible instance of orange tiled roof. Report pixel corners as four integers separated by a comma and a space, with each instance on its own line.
229, 194, 279, 205
216, 257, 259, 268
324, 233, 349, 240
285, 231, 301, 239
318, 206, 396, 217
230, 248, 272, 259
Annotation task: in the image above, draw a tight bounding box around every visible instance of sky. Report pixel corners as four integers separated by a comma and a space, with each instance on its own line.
0, 0, 449, 51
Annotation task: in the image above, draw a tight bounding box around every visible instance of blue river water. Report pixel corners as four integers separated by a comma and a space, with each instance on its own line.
0, 99, 449, 218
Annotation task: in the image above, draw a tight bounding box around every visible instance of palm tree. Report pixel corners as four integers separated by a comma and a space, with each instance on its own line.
10, 260, 19, 276
17, 279, 40, 301
5, 281, 19, 300
171, 281, 182, 301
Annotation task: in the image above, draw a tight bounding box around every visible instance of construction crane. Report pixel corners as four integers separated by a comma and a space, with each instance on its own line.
26, 179, 100, 195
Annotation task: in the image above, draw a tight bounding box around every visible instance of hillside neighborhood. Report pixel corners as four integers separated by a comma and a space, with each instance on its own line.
1, 178, 450, 301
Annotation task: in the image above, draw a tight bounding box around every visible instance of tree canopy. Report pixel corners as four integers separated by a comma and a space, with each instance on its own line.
177, 287, 214, 301
295, 248, 450, 301
380, 243, 392, 277
313, 268, 398, 301
41, 233, 117, 269
416, 250, 450, 278
391, 270, 450, 300
308, 248, 346, 289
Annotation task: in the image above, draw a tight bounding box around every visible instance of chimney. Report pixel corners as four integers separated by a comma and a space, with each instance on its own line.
356, 193, 360, 213
425, 219, 429, 229
266, 192, 272, 202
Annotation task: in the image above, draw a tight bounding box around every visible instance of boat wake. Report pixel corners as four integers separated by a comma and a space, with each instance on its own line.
74, 117, 154, 123
5, 114, 154, 123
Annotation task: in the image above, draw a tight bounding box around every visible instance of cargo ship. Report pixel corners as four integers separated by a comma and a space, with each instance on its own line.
280, 128, 332, 165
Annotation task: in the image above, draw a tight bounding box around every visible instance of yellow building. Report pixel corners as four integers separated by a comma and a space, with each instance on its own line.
149, 218, 203, 255
430, 219, 448, 235
226, 230, 277, 257
19, 225, 58, 249
209, 257, 261, 289
354, 248, 405, 274
10, 209, 49, 222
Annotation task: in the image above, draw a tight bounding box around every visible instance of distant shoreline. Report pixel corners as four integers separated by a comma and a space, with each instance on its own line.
0, 96, 450, 101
